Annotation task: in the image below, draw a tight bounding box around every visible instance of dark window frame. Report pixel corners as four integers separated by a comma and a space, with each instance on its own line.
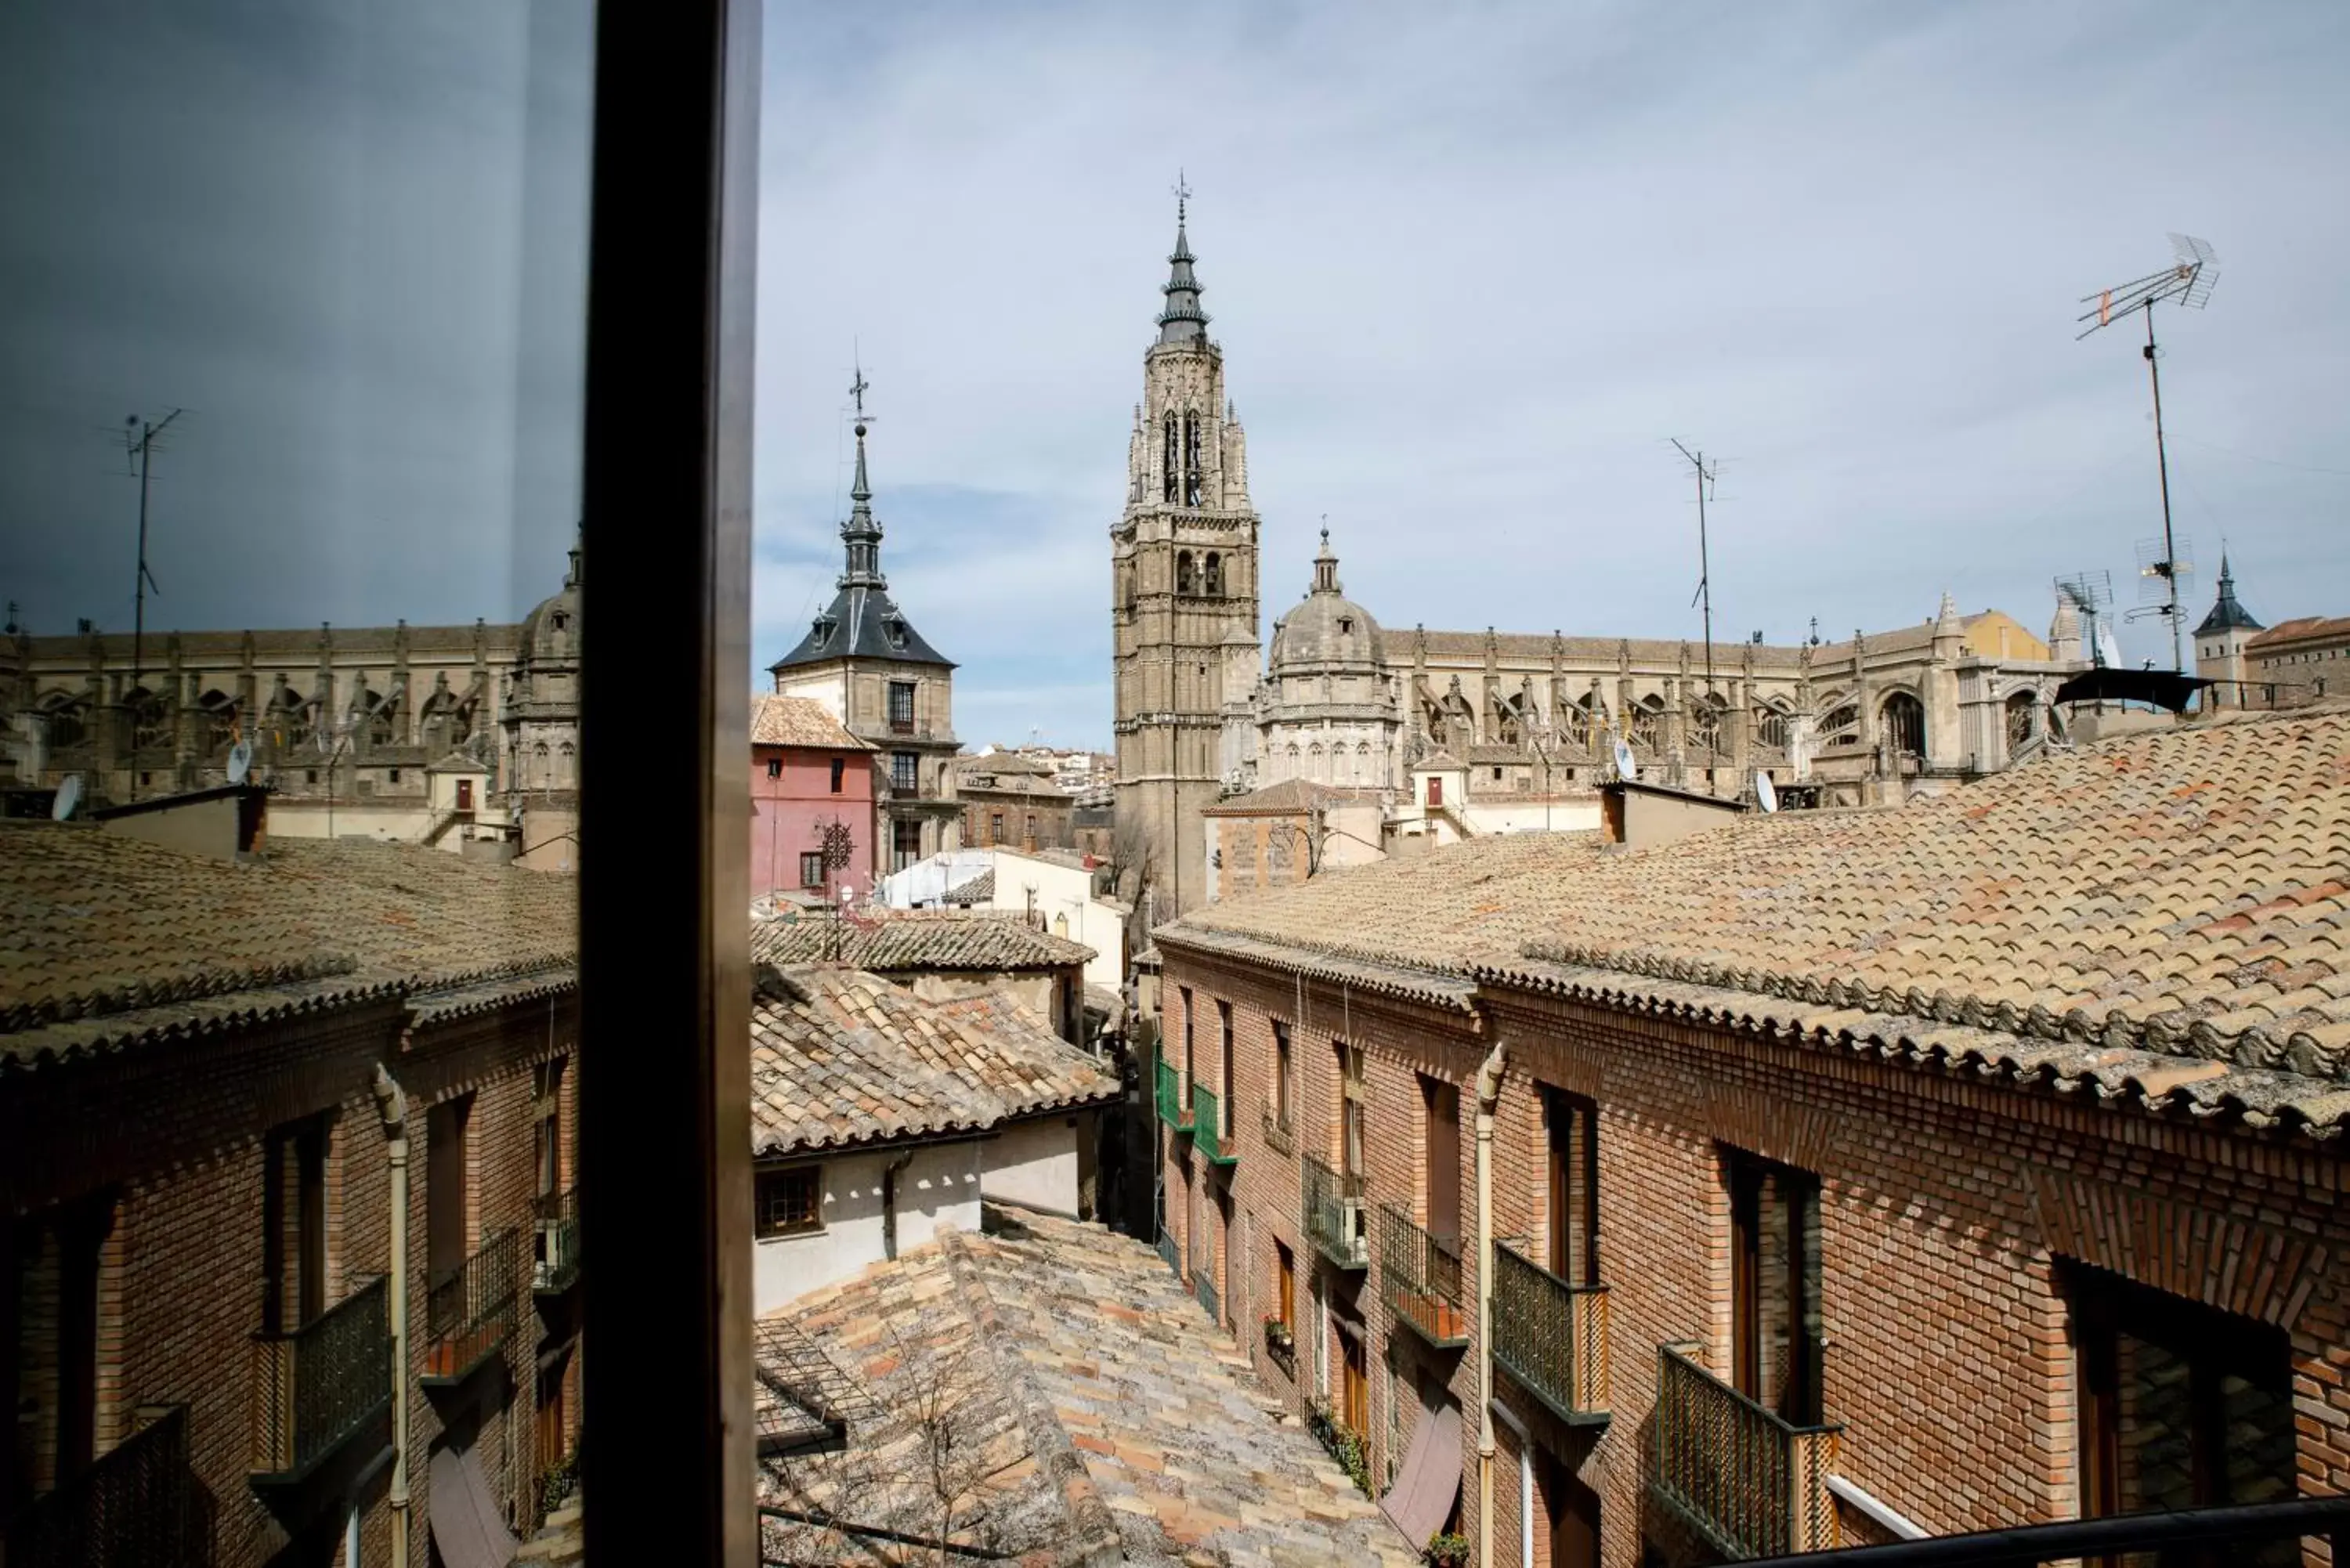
754, 1167, 823, 1238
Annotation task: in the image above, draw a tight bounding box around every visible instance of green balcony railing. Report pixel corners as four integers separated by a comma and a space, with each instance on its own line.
534, 1185, 580, 1295
1153, 1053, 1193, 1133
1650, 1342, 1842, 1559
1155, 1224, 1182, 1279
424, 1226, 524, 1386
1301, 1153, 1367, 1269
1192, 1082, 1236, 1165
251, 1277, 392, 1480
1379, 1205, 1467, 1348
1491, 1241, 1610, 1425
6, 1404, 198, 1567
1193, 1267, 1220, 1325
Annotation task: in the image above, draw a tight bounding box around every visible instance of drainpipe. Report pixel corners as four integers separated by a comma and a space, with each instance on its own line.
1473, 1041, 1505, 1568
881, 1150, 916, 1261
371, 1064, 412, 1568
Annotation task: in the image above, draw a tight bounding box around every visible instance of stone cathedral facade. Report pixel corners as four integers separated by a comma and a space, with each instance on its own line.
1112, 211, 2092, 917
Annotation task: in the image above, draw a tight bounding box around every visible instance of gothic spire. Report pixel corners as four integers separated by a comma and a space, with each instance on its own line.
2195, 550, 2263, 635
1156, 175, 1209, 346
839, 420, 885, 589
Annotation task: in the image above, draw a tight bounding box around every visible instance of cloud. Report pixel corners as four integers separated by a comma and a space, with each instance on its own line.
757, 0, 2350, 743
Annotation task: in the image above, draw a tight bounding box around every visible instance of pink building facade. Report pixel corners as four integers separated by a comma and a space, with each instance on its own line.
752, 695, 877, 901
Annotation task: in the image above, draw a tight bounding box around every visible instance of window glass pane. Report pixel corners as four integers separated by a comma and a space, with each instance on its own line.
1, 1, 591, 1552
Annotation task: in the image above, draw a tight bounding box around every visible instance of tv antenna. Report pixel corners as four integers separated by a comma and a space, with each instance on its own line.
2131, 533, 2195, 620
2054, 570, 2116, 669
2077, 235, 2218, 674
1669, 439, 1721, 703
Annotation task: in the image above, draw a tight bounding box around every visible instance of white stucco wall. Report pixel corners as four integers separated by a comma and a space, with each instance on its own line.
985, 848, 1126, 989
979, 1115, 1083, 1219
754, 1140, 982, 1317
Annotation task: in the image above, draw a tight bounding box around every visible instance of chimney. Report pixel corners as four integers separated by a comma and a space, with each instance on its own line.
93, 782, 269, 861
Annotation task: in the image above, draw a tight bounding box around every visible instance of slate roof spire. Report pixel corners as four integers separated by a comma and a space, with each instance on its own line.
839, 420, 884, 589
2194, 551, 2263, 637
1156, 174, 1209, 346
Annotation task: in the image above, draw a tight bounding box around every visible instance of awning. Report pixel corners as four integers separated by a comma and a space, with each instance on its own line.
428, 1443, 519, 1568
2053, 667, 2214, 714
1378, 1399, 1462, 1550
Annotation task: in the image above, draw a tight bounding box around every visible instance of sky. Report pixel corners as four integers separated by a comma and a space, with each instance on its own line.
757, 0, 2350, 748
2, 3, 2343, 755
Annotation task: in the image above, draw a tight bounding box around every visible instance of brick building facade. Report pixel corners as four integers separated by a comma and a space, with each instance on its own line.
2, 808, 580, 1567
1150, 703, 2350, 1566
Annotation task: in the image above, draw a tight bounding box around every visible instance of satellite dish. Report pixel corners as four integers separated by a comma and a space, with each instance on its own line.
226, 739, 253, 785
52, 775, 82, 821
1755, 771, 1778, 814
1611, 735, 1638, 782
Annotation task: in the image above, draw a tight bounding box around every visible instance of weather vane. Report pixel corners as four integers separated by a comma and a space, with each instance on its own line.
1172, 168, 1191, 220
848, 345, 870, 421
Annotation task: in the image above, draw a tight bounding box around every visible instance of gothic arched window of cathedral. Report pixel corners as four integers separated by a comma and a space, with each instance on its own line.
1204, 553, 1222, 595
1162, 416, 1179, 502
1183, 411, 1202, 506
1177, 551, 1196, 595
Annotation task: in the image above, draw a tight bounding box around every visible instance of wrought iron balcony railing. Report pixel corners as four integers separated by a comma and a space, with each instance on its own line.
1738, 1495, 2350, 1567
1193, 1267, 1220, 1325
251, 1277, 392, 1481
1651, 1341, 1842, 1559
424, 1226, 524, 1386
5, 1404, 198, 1567
1192, 1082, 1236, 1165
1152, 1053, 1192, 1133
1491, 1241, 1610, 1425
534, 1186, 580, 1295
1301, 1153, 1368, 1269
1155, 1224, 1181, 1279
1379, 1205, 1467, 1348
1260, 1106, 1295, 1157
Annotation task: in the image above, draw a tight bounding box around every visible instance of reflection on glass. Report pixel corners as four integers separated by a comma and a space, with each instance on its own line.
2, 4, 592, 1563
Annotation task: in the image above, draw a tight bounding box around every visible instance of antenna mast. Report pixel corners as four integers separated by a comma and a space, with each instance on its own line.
121, 408, 184, 800
2077, 235, 2217, 674
1670, 439, 1720, 700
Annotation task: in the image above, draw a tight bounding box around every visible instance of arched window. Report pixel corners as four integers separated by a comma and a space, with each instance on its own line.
366, 691, 397, 747
1176, 551, 1196, 595
533, 741, 551, 789
1756, 700, 1791, 750
1285, 742, 1300, 779
1821, 703, 1857, 745
40, 692, 88, 750
1630, 695, 1665, 751
559, 741, 577, 786
1162, 416, 1179, 502
1182, 411, 1201, 506
199, 690, 240, 753
125, 686, 171, 752
1307, 742, 1324, 781
1880, 692, 1925, 756
2005, 690, 2037, 750
1203, 553, 1222, 596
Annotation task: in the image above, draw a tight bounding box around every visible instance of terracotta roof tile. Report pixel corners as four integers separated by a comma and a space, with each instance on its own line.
0, 822, 575, 1067
749, 966, 1117, 1156
753, 909, 1093, 971
1162, 702, 2350, 1136
749, 695, 868, 750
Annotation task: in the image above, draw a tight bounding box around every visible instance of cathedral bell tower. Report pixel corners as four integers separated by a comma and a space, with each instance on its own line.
1111, 183, 1260, 915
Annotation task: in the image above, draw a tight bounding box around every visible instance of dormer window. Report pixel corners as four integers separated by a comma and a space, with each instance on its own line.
1339, 616, 1354, 635
884, 618, 907, 651
551, 611, 569, 631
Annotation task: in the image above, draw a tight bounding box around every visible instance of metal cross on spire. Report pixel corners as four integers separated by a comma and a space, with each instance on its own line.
848, 346, 870, 421
1171, 168, 1192, 222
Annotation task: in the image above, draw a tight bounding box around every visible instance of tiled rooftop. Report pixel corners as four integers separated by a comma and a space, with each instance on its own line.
758, 1207, 1418, 1566
1166, 703, 2350, 1137
753, 909, 1094, 971
749, 966, 1117, 1157
750, 694, 869, 750
942, 867, 995, 905
1202, 779, 1384, 817
0, 822, 575, 1067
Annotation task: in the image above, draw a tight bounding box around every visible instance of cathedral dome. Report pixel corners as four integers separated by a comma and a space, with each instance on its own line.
1267, 531, 1383, 674
518, 539, 583, 667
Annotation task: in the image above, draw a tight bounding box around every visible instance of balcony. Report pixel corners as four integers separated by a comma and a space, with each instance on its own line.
1153, 1053, 1193, 1133
1491, 1241, 1610, 1425
5, 1404, 199, 1567
1650, 1342, 1842, 1559
251, 1278, 392, 1483
1191, 1082, 1237, 1166
534, 1186, 580, 1296
1260, 1107, 1295, 1158
1300, 1153, 1368, 1269
1379, 1205, 1467, 1348
423, 1227, 524, 1388
1155, 1224, 1182, 1278
1193, 1266, 1220, 1325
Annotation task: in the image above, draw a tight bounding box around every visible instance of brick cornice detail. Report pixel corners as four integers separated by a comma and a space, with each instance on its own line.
2025, 1165, 2330, 1331
1701, 1078, 1841, 1172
